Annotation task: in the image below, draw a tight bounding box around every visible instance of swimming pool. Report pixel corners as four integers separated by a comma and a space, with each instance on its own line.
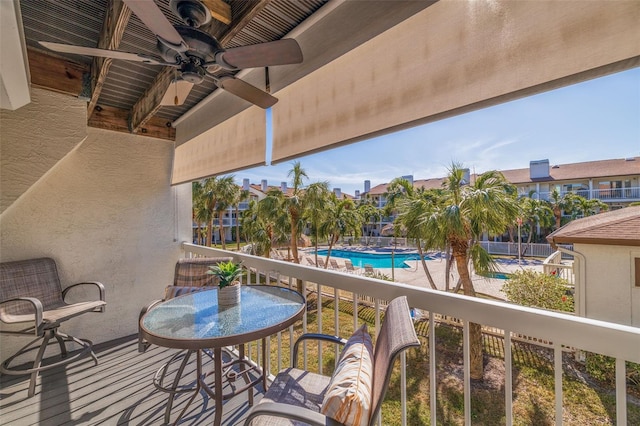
315, 249, 425, 269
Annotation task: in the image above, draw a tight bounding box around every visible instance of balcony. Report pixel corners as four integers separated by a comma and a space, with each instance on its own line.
529, 187, 640, 203
2, 243, 638, 425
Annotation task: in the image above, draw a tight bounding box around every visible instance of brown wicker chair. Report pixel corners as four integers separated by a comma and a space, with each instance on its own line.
244, 296, 420, 426
137, 256, 233, 423
138, 256, 233, 353
0, 257, 106, 397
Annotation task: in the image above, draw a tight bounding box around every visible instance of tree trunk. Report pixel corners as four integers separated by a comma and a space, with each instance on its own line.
235, 205, 241, 251
453, 247, 483, 380
291, 218, 299, 265
445, 245, 452, 291
207, 217, 214, 247
416, 241, 437, 290
324, 235, 337, 269
219, 213, 226, 250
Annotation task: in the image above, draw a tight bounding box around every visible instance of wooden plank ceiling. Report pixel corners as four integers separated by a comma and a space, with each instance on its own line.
21, 0, 325, 141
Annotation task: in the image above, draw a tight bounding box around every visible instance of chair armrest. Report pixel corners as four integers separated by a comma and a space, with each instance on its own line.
0, 297, 44, 336
244, 401, 332, 426
62, 281, 106, 311
293, 333, 348, 368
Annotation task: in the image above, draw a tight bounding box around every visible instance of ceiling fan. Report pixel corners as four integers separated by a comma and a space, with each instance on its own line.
38, 0, 303, 109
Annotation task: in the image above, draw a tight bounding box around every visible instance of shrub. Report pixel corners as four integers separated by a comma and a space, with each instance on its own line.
585, 353, 640, 392
501, 269, 574, 312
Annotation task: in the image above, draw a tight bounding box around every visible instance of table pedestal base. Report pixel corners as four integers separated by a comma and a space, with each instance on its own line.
167, 341, 266, 426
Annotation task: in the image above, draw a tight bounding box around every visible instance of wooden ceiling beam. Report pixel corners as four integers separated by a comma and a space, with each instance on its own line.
128, 66, 174, 133
202, 0, 232, 25
27, 47, 89, 96
87, 0, 132, 117
89, 104, 175, 141
219, 0, 270, 45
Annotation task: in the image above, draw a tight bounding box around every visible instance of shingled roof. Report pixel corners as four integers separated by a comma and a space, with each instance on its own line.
547, 206, 640, 246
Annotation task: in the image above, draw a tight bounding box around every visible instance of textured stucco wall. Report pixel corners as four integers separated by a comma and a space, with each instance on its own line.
576, 243, 640, 327
0, 89, 88, 213
0, 89, 192, 360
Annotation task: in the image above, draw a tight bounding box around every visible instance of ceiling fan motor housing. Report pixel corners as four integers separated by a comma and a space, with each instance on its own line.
157, 26, 223, 84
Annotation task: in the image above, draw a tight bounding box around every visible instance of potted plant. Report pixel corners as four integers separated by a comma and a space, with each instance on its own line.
207, 260, 244, 306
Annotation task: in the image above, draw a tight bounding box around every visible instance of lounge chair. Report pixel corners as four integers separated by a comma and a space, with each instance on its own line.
344, 260, 361, 274
364, 264, 375, 275
305, 256, 316, 266
244, 296, 420, 426
316, 258, 326, 268
329, 259, 341, 270
0, 257, 106, 397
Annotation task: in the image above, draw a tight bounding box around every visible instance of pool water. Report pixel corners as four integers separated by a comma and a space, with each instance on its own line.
315, 249, 426, 269
482, 271, 512, 280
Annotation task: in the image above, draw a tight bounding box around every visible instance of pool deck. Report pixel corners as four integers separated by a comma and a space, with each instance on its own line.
305, 246, 545, 300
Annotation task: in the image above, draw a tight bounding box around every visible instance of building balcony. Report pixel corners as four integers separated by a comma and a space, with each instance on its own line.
1, 243, 638, 425
527, 187, 640, 203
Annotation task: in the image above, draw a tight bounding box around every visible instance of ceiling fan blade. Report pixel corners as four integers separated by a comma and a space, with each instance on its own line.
38, 41, 166, 65
218, 39, 303, 70
160, 79, 194, 106
217, 76, 278, 109
123, 0, 187, 52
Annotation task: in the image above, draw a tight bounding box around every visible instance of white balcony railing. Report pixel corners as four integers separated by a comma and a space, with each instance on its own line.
182, 243, 639, 426
530, 187, 640, 203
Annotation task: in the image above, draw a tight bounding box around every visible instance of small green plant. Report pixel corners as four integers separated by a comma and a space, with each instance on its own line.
501, 269, 574, 312
207, 260, 244, 288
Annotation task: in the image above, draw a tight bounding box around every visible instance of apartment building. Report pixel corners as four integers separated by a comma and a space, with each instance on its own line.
360, 157, 640, 235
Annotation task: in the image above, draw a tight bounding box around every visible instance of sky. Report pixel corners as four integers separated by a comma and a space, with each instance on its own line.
236, 68, 640, 196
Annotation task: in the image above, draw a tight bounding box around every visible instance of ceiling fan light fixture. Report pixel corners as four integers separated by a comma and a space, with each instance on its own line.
180, 62, 205, 84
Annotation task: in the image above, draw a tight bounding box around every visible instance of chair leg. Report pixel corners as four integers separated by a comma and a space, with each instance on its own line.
54, 332, 68, 358
1, 328, 98, 398
28, 330, 53, 397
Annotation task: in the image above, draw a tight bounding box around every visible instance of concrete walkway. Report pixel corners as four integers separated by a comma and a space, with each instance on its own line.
376, 256, 544, 300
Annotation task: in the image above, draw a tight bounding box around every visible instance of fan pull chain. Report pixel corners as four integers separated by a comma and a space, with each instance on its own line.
174, 70, 179, 105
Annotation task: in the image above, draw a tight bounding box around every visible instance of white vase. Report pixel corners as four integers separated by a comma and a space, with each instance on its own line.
218, 283, 241, 307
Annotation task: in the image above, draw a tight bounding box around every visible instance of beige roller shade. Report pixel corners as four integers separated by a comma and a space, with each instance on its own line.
171, 106, 266, 185
272, 0, 640, 162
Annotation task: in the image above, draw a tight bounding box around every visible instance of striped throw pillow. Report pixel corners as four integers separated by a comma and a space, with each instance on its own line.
321, 324, 374, 426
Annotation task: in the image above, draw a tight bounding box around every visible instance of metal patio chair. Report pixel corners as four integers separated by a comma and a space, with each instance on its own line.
0, 257, 106, 397
244, 296, 420, 426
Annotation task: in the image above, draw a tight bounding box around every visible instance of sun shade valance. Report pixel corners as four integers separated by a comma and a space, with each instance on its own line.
271, 1, 640, 163
171, 106, 265, 185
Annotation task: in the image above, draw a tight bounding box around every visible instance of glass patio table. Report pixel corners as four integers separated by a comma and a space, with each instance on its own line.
139, 285, 305, 426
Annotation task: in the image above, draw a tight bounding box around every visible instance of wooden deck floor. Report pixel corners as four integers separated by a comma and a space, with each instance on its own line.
0, 335, 263, 425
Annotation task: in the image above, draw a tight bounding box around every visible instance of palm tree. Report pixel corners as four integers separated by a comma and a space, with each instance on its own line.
213, 176, 237, 250
192, 180, 209, 245
285, 162, 308, 264
241, 190, 289, 257
548, 188, 578, 229
357, 201, 380, 246
419, 163, 519, 380
303, 181, 331, 265
574, 195, 609, 218
394, 189, 442, 290
519, 193, 554, 244
320, 194, 361, 268
233, 188, 250, 250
